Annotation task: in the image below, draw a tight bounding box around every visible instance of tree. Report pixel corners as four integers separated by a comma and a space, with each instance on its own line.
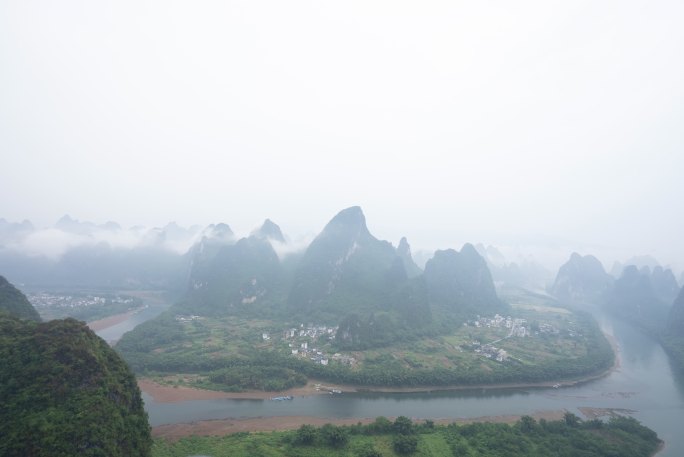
394, 416, 414, 435
564, 412, 581, 427
393, 434, 418, 454
294, 424, 316, 445
320, 423, 349, 448
520, 415, 536, 433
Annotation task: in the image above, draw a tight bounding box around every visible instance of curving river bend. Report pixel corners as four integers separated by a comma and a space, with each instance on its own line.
99, 306, 684, 456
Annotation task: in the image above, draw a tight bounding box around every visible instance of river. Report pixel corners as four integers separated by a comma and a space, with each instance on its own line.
94, 291, 172, 344
106, 301, 684, 456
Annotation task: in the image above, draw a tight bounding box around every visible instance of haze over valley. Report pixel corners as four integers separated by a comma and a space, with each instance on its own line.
2, 0, 683, 456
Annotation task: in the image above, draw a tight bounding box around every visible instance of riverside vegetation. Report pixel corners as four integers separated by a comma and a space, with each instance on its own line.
118, 304, 613, 391
151, 415, 661, 457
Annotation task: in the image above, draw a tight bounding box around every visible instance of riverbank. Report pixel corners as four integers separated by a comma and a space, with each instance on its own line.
139, 353, 620, 403
139, 328, 621, 402
87, 309, 139, 331
139, 378, 330, 402
152, 410, 568, 441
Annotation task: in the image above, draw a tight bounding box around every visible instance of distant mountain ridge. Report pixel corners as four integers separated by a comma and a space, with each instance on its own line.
253, 219, 286, 243
603, 265, 671, 334
475, 243, 553, 289
180, 206, 504, 348
550, 253, 613, 304
550, 253, 680, 337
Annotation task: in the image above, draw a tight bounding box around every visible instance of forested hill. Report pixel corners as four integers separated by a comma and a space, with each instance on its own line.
550, 253, 613, 305
0, 274, 40, 321
0, 316, 151, 456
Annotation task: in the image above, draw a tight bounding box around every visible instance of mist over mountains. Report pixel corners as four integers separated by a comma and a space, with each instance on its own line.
549, 252, 682, 339
143, 206, 506, 349
2, 210, 681, 298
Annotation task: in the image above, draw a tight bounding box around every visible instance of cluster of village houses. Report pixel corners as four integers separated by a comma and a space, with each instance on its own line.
465, 313, 529, 337
464, 314, 529, 363
260, 323, 357, 367
175, 314, 202, 323
29, 292, 135, 311
462, 314, 564, 363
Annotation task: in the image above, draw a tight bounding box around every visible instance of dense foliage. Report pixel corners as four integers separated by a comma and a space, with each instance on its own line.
207, 366, 307, 391
0, 274, 40, 321
0, 315, 151, 457
151, 415, 661, 457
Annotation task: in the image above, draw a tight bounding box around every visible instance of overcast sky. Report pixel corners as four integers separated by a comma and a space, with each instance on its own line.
1, 0, 683, 271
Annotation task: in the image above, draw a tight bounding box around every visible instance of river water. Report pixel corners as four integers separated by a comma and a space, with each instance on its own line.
105, 303, 684, 456
95, 292, 172, 344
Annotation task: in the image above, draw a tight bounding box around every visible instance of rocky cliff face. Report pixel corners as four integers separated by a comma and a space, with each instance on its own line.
397, 237, 422, 279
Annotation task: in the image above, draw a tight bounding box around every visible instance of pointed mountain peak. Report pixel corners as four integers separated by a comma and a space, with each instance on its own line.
460, 243, 482, 260
328, 206, 366, 225
321, 206, 370, 239
202, 223, 233, 239
397, 237, 422, 278
620, 265, 640, 279
397, 237, 411, 255
253, 219, 286, 243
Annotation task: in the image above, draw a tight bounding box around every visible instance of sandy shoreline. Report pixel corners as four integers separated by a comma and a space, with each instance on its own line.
139, 356, 618, 403
138, 379, 330, 402
152, 410, 568, 441
87, 309, 139, 331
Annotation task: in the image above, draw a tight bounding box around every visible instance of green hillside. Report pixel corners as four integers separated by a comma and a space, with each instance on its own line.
0, 274, 40, 321
0, 315, 151, 457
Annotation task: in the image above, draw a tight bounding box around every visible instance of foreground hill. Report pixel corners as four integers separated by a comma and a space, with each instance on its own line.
0, 316, 151, 456
0, 274, 40, 321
